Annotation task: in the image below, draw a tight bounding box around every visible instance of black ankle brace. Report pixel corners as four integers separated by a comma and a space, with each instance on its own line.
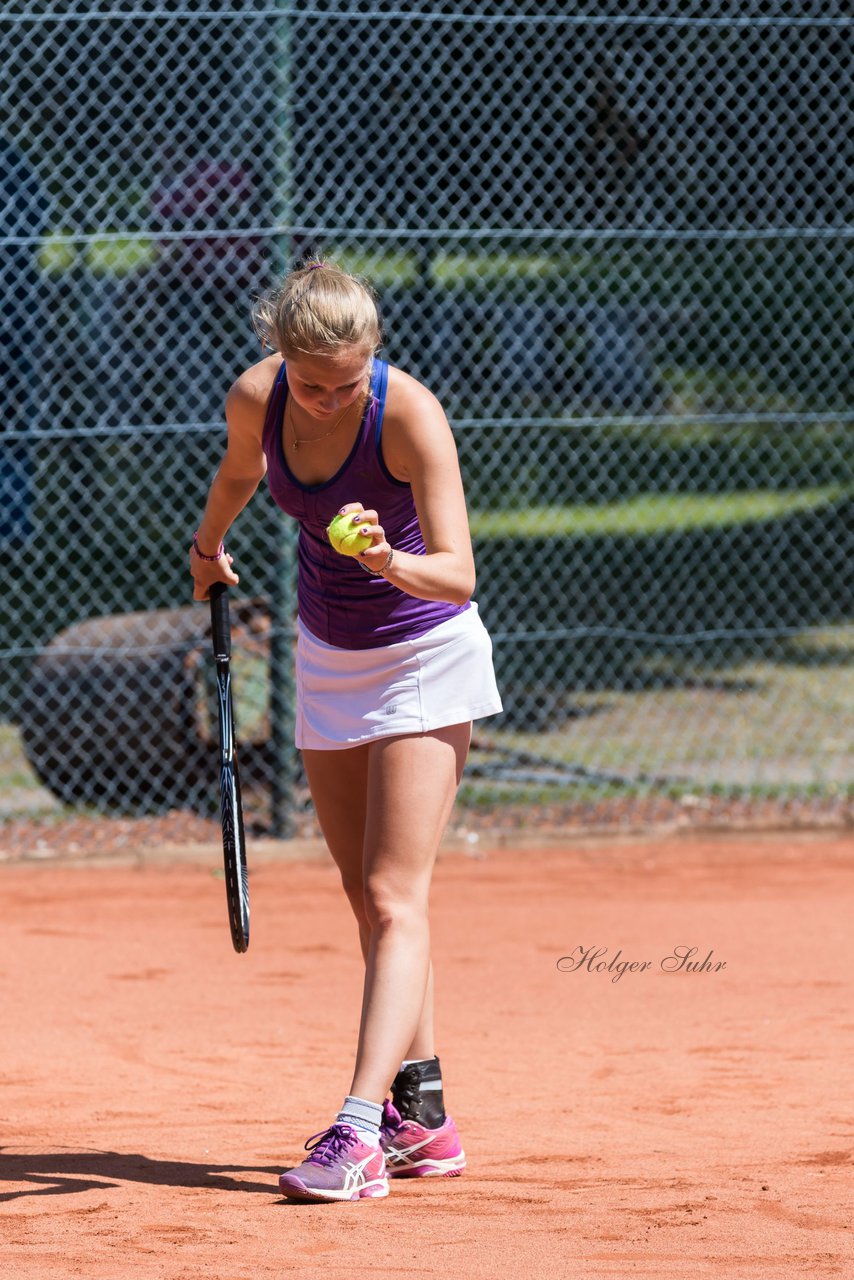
391, 1056, 446, 1129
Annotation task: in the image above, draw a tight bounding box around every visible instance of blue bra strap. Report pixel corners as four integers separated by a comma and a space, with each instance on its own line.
373, 358, 389, 451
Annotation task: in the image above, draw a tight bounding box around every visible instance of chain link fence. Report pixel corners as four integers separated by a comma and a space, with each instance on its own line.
2, 2, 852, 848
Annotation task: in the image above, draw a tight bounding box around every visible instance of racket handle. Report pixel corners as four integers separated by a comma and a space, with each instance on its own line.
209, 582, 231, 659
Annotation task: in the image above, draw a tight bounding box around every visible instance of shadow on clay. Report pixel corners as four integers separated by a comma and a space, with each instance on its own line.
0, 1148, 279, 1201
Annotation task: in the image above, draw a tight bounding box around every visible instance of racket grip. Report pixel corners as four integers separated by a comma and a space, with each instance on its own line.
209, 582, 231, 659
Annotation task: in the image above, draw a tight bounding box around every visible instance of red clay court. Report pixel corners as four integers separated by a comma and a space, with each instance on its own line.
1, 828, 852, 1278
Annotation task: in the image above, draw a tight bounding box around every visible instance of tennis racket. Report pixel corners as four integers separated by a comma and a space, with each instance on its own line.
209, 582, 250, 953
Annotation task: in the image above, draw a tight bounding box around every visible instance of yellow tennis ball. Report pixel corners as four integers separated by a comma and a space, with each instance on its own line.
327, 511, 372, 557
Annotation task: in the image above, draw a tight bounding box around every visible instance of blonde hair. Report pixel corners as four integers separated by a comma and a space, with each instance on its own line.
252, 257, 383, 357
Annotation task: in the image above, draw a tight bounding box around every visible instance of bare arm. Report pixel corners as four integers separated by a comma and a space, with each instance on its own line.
189, 372, 270, 600
350, 369, 476, 606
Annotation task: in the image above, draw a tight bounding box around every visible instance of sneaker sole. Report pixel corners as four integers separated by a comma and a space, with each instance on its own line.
387, 1155, 466, 1179
278, 1174, 389, 1202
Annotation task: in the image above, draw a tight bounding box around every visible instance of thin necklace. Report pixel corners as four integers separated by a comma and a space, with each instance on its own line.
286, 388, 367, 451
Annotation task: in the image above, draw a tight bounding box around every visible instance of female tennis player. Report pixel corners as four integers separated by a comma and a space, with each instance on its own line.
189, 258, 502, 1203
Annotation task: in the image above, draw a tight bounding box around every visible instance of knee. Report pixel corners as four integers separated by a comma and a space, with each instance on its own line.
362, 879, 427, 934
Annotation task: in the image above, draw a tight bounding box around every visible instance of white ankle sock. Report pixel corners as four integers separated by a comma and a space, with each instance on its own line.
335, 1095, 383, 1148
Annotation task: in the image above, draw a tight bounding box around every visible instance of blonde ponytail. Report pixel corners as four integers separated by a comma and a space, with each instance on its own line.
252, 257, 382, 357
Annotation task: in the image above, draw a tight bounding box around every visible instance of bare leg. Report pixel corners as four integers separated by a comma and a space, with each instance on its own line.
303, 723, 469, 1103
350, 723, 470, 1103
302, 741, 370, 944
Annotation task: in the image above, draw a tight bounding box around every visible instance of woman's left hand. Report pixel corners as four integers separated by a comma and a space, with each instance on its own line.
336, 501, 392, 573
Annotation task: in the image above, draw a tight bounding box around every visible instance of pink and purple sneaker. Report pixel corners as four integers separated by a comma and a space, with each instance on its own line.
379, 1099, 466, 1178
278, 1123, 389, 1202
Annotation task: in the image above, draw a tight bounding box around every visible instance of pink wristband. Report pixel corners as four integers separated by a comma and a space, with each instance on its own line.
192, 532, 225, 562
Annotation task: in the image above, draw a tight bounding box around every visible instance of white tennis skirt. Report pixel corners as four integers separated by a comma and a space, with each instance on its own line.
295, 602, 503, 750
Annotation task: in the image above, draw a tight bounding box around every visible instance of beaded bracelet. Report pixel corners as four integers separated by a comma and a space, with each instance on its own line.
358, 548, 394, 576
192, 531, 225, 562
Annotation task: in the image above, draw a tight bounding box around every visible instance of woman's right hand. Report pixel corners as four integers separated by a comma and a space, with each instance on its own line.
189, 543, 240, 601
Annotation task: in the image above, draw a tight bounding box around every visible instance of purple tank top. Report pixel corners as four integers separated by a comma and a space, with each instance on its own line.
261, 358, 469, 650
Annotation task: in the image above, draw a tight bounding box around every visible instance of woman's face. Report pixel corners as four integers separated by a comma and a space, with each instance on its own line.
284, 347, 372, 420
